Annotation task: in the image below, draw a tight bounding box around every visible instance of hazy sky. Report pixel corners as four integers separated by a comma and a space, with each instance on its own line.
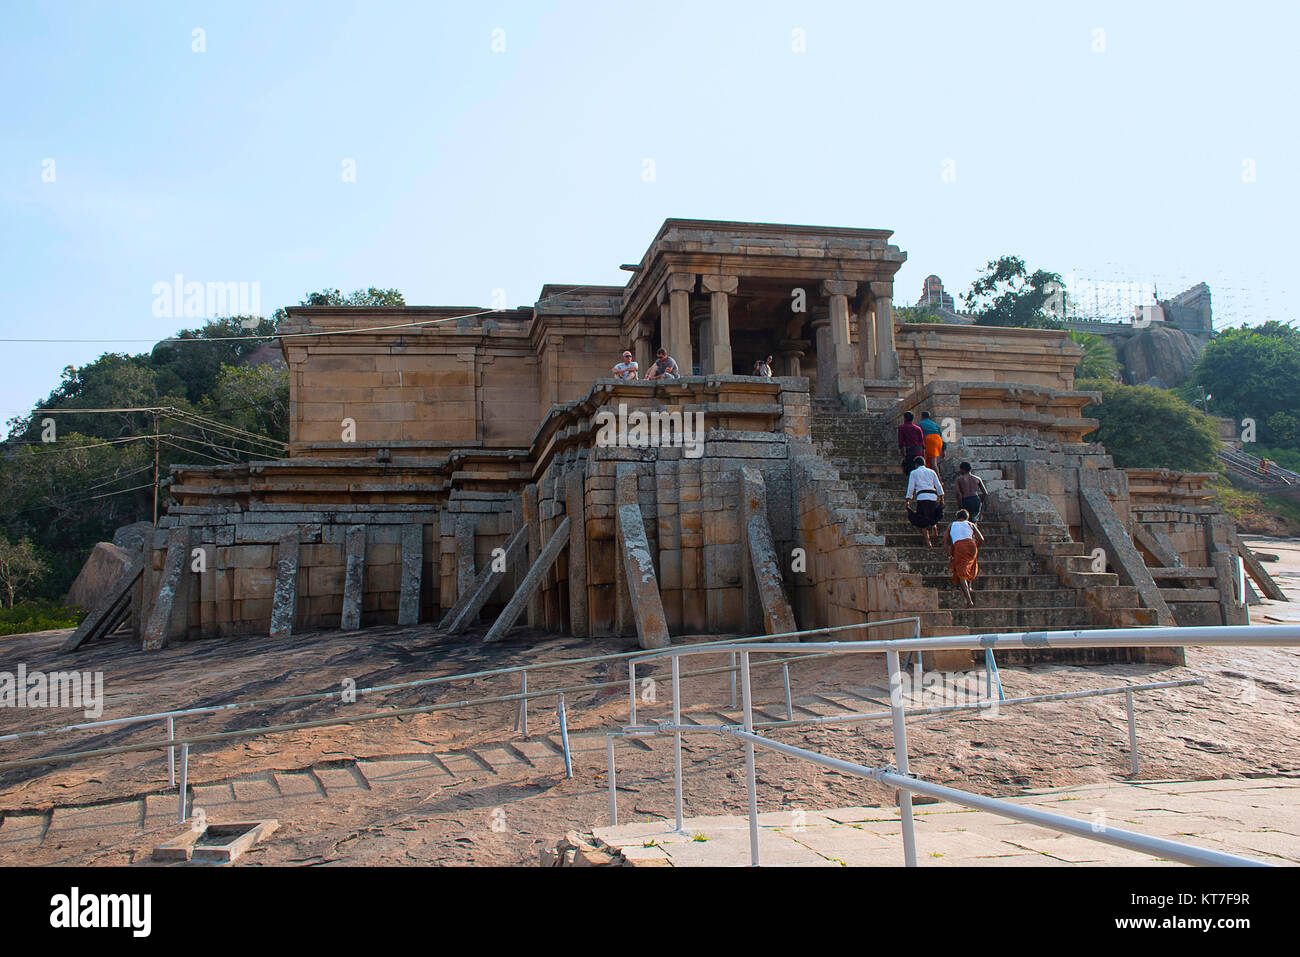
2, 0, 1296, 420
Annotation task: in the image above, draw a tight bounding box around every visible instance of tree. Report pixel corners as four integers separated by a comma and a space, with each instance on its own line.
0, 535, 49, 609
279, 286, 405, 312
2, 286, 400, 598
897, 305, 944, 324
1069, 331, 1119, 381
964, 256, 1065, 329
202, 363, 290, 444
1192, 321, 1300, 450
1078, 378, 1220, 471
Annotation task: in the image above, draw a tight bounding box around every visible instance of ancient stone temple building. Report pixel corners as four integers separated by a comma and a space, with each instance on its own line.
103, 219, 1274, 665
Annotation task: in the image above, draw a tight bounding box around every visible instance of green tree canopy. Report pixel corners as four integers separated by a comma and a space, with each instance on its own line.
1069, 330, 1119, 381
964, 256, 1065, 329
0, 535, 49, 609
1191, 321, 1300, 450
2, 286, 399, 599
897, 305, 944, 324
1079, 378, 1220, 471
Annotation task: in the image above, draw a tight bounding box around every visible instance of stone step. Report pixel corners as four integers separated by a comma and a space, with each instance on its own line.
919, 574, 1061, 590
903, 560, 1049, 576
875, 523, 1011, 535
893, 546, 1040, 562
938, 588, 1083, 609
950, 607, 1097, 629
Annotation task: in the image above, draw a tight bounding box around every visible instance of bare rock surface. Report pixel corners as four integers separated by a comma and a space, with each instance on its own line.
0, 604, 1296, 865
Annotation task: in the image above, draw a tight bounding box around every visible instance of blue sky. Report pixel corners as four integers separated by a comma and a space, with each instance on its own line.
2, 0, 1296, 420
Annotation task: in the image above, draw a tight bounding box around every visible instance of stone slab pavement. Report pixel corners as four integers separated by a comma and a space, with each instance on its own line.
593, 776, 1300, 866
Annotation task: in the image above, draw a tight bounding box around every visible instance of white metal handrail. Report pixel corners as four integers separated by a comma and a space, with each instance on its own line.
615, 624, 1300, 867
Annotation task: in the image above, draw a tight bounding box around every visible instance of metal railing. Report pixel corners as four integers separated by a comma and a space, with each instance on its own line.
0, 618, 918, 825
611, 625, 1300, 867
1218, 446, 1300, 488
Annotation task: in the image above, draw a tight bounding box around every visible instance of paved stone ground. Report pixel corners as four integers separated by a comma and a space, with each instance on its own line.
2, 608, 1297, 866
1245, 537, 1300, 625
593, 778, 1300, 866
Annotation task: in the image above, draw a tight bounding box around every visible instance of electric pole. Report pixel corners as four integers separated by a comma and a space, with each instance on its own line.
152, 411, 160, 525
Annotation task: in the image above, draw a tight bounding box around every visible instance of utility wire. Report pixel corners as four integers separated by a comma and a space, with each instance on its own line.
0, 284, 598, 343
164, 408, 288, 448
162, 432, 287, 461
159, 440, 229, 466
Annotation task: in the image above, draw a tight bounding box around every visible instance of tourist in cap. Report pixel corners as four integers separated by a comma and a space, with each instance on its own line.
947, 509, 984, 607
920, 410, 944, 470
897, 411, 926, 478
645, 347, 679, 380
905, 456, 945, 547
954, 461, 988, 521
752, 355, 773, 377
612, 350, 639, 380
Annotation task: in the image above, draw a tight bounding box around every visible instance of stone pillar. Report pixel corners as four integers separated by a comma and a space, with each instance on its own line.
694, 301, 712, 377
871, 281, 898, 379
857, 294, 877, 379
777, 339, 805, 378
702, 274, 738, 374
666, 273, 695, 374
633, 323, 653, 379
656, 291, 671, 359
810, 310, 835, 397
821, 280, 858, 389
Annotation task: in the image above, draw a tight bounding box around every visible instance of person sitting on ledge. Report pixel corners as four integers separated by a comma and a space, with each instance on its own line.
905, 455, 945, 548
645, 347, 679, 380
612, 350, 639, 380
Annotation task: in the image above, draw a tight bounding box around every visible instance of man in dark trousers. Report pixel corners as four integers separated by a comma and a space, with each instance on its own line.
897, 411, 926, 478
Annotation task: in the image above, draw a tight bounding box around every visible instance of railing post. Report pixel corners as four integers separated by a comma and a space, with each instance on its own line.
628, 661, 637, 726
557, 694, 573, 778
782, 662, 793, 721
1126, 689, 1139, 776
740, 651, 760, 866
887, 649, 918, 867
519, 671, 528, 738
606, 733, 618, 826
176, 743, 189, 825
167, 716, 176, 789
672, 655, 684, 832
730, 652, 737, 710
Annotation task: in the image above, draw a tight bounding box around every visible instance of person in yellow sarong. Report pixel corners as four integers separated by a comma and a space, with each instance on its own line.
947, 509, 984, 607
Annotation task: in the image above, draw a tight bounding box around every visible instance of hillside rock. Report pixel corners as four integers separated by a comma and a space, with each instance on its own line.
112, 520, 154, 554
1118, 325, 1206, 388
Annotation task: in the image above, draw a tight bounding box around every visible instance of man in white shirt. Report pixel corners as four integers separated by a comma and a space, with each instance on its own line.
612, 350, 638, 380
904, 457, 945, 547
947, 509, 985, 606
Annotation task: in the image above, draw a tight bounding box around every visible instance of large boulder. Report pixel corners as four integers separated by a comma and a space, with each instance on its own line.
65, 542, 133, 610
112, 520, 154, 554
1117, 325, 1206, 388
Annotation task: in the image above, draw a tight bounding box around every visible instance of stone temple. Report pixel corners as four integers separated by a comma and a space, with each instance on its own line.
86, 219, 1276, 667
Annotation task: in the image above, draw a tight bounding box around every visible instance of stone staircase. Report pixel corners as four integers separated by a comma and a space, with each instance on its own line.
809, 400, 1116, 638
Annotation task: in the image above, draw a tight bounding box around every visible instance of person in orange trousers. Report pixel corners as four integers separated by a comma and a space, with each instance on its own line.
947, 509, 984, 607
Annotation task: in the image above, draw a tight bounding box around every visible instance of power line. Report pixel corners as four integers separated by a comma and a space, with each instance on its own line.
0, 285, 598, 344
159, 439, 230, 466
164, 408, 287, 449
162, 432, 287, 462
6, 434, 160, 454
17, 406, 286, 453
80, 463, 155, 492
4, 478, 157, 518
